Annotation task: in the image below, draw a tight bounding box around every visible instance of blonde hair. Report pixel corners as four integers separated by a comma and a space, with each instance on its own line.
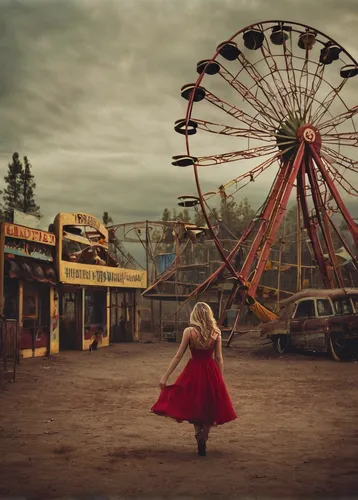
189, 302, 220, 347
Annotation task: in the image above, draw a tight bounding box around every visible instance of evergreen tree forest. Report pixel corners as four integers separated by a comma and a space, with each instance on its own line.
1, 152, 41, 221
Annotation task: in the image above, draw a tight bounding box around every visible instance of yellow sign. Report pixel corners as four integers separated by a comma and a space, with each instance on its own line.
54, 212, 107, 239
60, 262, 147, 288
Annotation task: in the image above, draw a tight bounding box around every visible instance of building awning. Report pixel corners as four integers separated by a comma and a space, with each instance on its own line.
4, 256, 57, 285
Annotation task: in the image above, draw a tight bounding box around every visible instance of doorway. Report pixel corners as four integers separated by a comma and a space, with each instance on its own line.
59, 289, 82, 350
21, 282, 51, 354
110, 290, 134, 342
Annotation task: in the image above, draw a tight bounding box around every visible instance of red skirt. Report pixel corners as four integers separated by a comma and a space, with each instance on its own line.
151, 350, 237, 426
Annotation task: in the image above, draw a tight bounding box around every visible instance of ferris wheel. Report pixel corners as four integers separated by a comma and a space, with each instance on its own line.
172, 20, 358, 319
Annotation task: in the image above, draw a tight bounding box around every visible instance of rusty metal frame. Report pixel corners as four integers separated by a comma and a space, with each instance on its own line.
173, 20, 358, 342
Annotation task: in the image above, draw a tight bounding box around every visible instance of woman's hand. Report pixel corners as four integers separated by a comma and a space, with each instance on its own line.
157, 329, 191, 390
159, 377, 168, 389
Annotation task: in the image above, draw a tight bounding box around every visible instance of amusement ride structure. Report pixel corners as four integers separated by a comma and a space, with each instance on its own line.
142, 20, 358, 344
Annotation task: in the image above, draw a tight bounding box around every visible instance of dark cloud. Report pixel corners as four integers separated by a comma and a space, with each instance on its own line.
0, 0, 357, 232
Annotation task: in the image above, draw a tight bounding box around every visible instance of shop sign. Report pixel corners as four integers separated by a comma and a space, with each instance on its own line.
73, 213, 101, 230
5, 237, 53, 261
4, 223, 55, 246
60, 262, 147, 288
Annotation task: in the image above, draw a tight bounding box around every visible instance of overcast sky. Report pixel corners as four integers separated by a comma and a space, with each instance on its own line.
0, 0, 357, 232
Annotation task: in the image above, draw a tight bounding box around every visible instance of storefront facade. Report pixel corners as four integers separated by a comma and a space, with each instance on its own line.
0, 222, 59, 358
53, 212, 146, 350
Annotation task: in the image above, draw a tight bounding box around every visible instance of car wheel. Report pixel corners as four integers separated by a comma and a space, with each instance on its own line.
328, 332, 349, 361
273, 335, 290, 354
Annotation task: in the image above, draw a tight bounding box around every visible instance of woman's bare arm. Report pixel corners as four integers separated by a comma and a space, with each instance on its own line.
159, 328, 191, 388
214, 333, 224, 375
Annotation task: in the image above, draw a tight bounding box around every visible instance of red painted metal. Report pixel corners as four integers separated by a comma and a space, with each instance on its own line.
164, 20, 358, 337
297, 167, 332, 288
305, 155, 345, 287
247, 143, 305, 296
239, 160, 291, 280
218, 61, 281, 125
197, 145, 278, 167
309, 144, 358, 247
203, 90, 275, 133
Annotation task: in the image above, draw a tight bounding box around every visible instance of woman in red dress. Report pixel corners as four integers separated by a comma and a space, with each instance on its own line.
151, 302, 237, 456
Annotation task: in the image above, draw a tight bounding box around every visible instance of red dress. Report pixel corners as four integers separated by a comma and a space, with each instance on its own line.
151, 331, 237, 426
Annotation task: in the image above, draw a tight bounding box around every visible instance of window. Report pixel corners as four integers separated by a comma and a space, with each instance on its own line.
61, 293, 76, 322
85, 290, 106, 325
316, 299, 333, 317
294, 300, 315, 318
23, 283, 38, 318
333, 298, 353, 315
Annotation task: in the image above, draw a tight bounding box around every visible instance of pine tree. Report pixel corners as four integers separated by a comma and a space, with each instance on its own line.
177, 208, 191, 222
3, 152, 23, 220
0, 191, 4, 222
20, 156, 41, 216
161, 208, 171, 222
194, 207, 219, 227
3, 153, 41, 220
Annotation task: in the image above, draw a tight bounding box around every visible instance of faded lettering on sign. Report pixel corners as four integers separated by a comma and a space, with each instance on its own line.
60, 262, 147, 288
4, 223, 55, 245
74, 213, 101, 230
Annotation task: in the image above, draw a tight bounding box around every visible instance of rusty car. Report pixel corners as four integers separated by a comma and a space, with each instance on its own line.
260, 288, 358, 361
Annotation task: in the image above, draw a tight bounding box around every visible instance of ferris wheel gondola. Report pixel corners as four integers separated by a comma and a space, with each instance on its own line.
172, 20, 358, 341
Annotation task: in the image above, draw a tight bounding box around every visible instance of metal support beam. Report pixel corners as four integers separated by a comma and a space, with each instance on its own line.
309, 144, 358, 247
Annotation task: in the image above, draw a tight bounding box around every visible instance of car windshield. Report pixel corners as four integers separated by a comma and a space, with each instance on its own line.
333, 298, 353, 315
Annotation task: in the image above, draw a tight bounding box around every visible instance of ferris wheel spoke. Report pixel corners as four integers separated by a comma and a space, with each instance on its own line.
321, 146, 358, 172
311, 78, 348, 125
191, 118, 274, 142
320, 158, 358, 197
298, 49, 311, 115
322, 131, 358, 147
282, 38, 302, 115
203, 89, 275, 133
205, 154, 280, 201
174, 19, 358, 312
303, 64, 326, 120
196, 144, 281, 166
217, 66, 280, 126
234, 52, 290, 119
331, 173, 358, 197
318, 105, 358, 133
259, 39, 297, 115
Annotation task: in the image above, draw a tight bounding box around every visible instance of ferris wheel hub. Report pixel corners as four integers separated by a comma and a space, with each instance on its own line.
297, 124, 321, 150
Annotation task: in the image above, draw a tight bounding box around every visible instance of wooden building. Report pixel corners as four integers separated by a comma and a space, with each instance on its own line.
0, 222, 59, 358
53, 212, 147, 350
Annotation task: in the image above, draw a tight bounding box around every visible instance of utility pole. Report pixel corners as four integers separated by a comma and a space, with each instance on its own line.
145, 221, 155, 334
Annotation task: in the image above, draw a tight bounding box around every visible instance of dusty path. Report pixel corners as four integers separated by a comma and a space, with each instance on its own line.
1, 337, 358, 499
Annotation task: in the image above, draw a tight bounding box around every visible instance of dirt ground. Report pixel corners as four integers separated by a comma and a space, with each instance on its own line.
1, 333, 358, 500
